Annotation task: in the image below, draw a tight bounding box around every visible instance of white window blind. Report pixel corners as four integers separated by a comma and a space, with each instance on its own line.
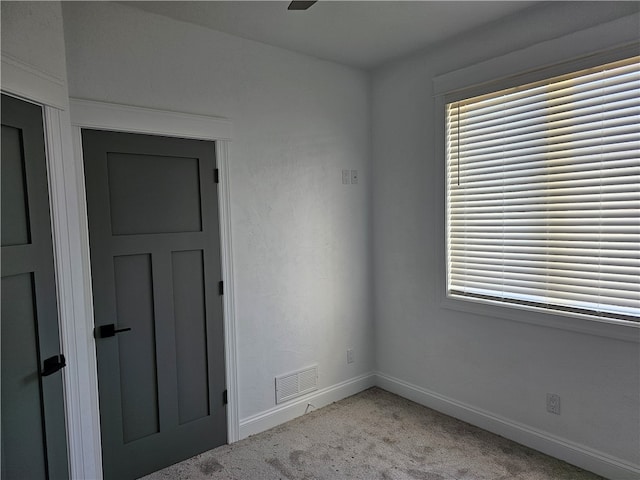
446, 56, 640, 322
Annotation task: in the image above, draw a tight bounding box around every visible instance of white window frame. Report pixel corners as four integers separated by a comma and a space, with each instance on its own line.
433, 18, 640, 342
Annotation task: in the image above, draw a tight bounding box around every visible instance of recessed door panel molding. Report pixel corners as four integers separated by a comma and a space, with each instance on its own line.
113, 254, 160, 444
172, 249, 211, 425
1, 125, 32, 246
107, 153, 203, 235
1, 273, 47, 479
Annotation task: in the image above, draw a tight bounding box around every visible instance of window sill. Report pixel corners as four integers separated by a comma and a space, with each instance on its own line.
441, 293, 640, 343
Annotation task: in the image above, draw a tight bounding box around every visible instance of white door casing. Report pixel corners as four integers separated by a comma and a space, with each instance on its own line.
69, 99, 239, 479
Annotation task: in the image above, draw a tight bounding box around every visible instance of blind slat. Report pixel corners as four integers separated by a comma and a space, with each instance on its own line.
451, 98, 640, 142
450, 253, 640, 268
450, 140, 638, 168
455, 70, 640, 121
457, 60, 639, 111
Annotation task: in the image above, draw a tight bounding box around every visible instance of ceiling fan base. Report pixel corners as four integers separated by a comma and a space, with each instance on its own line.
288, 1, 318, 11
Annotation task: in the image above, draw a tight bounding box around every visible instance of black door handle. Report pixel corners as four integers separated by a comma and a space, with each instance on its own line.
96, 324, 132, 338
41, 354, 66, 377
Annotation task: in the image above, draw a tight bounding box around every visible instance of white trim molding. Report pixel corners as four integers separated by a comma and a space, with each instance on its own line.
68, 99, 238, 479
215, 139, 240, 443
43, 106, 104, 480
375, 372, 640, 480
239, 373, 376, 440
432, 14, 640, 98
69, 99, 232, 140
1, 53, 68, 109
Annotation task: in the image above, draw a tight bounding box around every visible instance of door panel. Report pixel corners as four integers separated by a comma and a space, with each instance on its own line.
106, 153, 202, 235
172, 249, 210, 425
82, 130, 226, 480
113, 254, 159, 444
1, 94, 69, 480
1, 274, 47, 479
1, 125, 31, 246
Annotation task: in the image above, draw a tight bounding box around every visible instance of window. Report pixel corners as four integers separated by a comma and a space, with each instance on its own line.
446, 56, 639, 322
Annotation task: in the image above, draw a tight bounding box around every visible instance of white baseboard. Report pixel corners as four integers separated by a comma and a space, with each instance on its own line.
375, 372, 640, 480
238, 372, 376, 440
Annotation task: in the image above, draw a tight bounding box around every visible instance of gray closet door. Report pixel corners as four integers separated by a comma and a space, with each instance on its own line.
1, 94, 69, 480
82, 130, 226, 480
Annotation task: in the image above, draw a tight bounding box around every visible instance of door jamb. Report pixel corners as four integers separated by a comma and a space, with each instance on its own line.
69, 99, 239, 479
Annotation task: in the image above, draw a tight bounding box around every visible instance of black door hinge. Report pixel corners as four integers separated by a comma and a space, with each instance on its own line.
218, 280, 224, 295
223, 389, 228, 405
214, 169, 220, 184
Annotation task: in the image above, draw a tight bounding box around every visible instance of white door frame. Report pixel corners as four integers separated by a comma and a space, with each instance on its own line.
2, 54, 88, 477
68, 99, 240, 478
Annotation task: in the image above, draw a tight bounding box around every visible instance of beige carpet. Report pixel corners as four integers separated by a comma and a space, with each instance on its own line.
141, 387, 602, 480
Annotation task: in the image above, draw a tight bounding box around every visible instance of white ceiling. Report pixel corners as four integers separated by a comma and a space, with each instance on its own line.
124, 1, 538, 69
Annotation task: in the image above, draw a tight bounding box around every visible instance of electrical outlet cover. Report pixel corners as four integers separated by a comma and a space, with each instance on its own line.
546, 393, 561, 415
347, 349, 354, 364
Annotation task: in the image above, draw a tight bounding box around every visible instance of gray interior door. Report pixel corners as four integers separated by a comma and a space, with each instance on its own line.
82, 130, 227, 480
1, 94, 69, 479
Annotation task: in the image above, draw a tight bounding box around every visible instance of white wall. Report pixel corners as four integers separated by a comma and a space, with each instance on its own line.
371, 1, 640, 475
1, 1, 67, 82
1, 1, 69, 108
61, 1, 374, 423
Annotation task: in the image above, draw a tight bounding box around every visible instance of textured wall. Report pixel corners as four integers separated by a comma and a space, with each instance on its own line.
1, 1, 68, 83
371, 1, 640, 466
62, 1, 373, 421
